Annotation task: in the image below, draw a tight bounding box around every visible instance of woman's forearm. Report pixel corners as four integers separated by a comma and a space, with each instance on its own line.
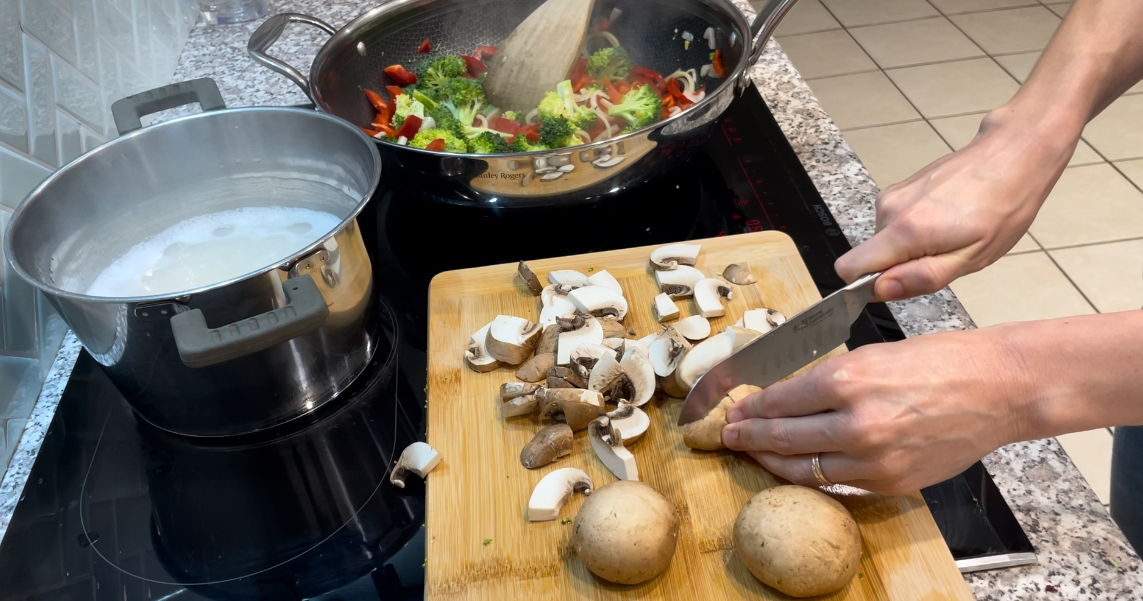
992, 311, 1143, 441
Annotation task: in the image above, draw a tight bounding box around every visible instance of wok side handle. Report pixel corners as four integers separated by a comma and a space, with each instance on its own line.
248, 13, 337, 99
743, 0, 801, 86
111, 78, 227, 135
170, 275, 330, 369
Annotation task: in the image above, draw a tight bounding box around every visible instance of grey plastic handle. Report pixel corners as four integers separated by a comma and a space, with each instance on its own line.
248, 13, 337, 99
111, 78, 227, 135
170, 275, 330, 369
743, 0, 801, 90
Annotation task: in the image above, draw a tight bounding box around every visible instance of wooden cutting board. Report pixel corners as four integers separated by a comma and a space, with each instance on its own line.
425, 231, 972, 601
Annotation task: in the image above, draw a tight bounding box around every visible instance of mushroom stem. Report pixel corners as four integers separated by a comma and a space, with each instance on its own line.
589, 417, 639, 481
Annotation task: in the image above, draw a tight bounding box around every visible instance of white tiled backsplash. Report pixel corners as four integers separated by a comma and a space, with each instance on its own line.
0, 0, 199, 469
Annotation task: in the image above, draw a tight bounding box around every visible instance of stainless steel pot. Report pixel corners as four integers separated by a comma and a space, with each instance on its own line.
4, 79, 384, 437
248, 0, 796, 207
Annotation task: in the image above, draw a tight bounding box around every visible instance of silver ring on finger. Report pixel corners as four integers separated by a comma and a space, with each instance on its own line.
811, 453, 833, 487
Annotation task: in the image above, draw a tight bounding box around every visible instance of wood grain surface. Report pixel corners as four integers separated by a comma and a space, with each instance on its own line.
425, 231, 972, 600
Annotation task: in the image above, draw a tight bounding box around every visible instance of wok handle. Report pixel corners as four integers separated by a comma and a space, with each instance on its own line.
111, 78, 227, 135
248, 13, 337, 99
169, 274, 330, 369
745, 0, 801, 71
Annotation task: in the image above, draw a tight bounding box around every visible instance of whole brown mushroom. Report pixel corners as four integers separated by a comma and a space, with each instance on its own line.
572, 480, 679, 585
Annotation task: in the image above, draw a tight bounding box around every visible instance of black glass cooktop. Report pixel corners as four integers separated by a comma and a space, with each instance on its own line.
0, 85, 1033, 600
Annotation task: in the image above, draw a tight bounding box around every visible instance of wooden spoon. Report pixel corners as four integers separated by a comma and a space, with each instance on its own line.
483, 0, 596, 112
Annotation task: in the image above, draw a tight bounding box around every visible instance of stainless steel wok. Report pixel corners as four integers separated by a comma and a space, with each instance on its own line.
249, 0, 796, 207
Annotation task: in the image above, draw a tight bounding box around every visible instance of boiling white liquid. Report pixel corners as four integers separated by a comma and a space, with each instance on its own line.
85, 206, 343, 298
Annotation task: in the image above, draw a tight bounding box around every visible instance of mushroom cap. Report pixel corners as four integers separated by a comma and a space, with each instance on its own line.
673, 315, 711, 341
678, 331, 735, 389
610, 404, 650, 443
516, 353, 556, 383
541, 284, 578, 307
649, 244, 701, 271
520, 423, 574, 468
587, 351, 624, 394
557, 317, 604, 365
722, 263, 758, 285
694, 278, 733, 319
528, 467, 593, 522
390, 442, 442, 488
547, 270, 590, 288
486, 315, 542, 365
572, 481, 680, 584
648, 328, 691, 378
568, 286, 629, 321
539, 297, 578, 328
464, 322, 502, 373
619, 347, 656, 407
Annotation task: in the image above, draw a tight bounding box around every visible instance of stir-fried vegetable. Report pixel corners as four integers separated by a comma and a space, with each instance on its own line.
365, 40, 718, 154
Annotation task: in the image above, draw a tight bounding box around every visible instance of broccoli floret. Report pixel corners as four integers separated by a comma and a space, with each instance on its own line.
409, 128, 467, 153
425, 77, 487, 106
415, 55, 467, 91
468, 131, 513, 154
607, 84, 660, 130
501, 110, 521, 123
586, 47, 633, 80
510, 134, 549, 152
537, 80, 596, 131
392, 94, 426, 129
441, 98, 484, 128
427, 105, 464, 137
538, 117, 584, 149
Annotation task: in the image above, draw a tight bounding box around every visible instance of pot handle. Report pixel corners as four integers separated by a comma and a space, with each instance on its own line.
111, 78, 227, 135
248, 13, 337, 100
744, 0, 801, 76
169, 274, 330, 369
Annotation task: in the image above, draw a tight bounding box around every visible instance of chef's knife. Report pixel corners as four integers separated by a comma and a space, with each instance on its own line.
677, 272, 882, 426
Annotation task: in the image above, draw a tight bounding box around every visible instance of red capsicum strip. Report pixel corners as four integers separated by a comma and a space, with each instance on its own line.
488, 117, 521, 136
364, 89, 387, 114
384, 65, 417, 86
417, 38, 431, 53
425, 138, 446, 151
666, 78, 692, 108
462, 55, 487, 78
712, 49, 726, 78
396, 115, 422, 140
569, 57, 588, 82
604, 78, 623, 104
473, 45, 497, 61
632, 66, 667, 91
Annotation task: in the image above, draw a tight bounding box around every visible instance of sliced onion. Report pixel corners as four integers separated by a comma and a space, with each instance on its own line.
583, 31, 622, 57
422, 117, 436, 130
397, 136, 408, 146
574, 129, 590, 143
475, 114, 487, 128
700, 64, 712, 78
526, 108, 540, 125
609, 8, 622, 22
681, 31, 694, 42
669, 106, 682, 116
485, 108, 500, 121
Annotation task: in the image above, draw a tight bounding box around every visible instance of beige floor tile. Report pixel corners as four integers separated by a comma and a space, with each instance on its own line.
948, 252, 1094, 327
929, 112, 1102, 166
774, 0, 842, 36
1056, 429, 1114, 505
886, 58, 1020, 118
1030, 164, 1143, 248
1050, 240, 1143, 313
950, 7, 1061, 55
777, 30, 878, 80
996, 50, 1143, 95
1009, 233, 1041, 254
1117, 159, 1143, 189
819, 0, 938, 27
849, 17, 985, 69
805, 71, 922, 130
1045, 2, 1072, 17
843, 121, 951, 188
928, 0, 1040, 15
1084, 95, 1143, 161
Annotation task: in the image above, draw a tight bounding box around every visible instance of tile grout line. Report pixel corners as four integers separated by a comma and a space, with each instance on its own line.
1039, 250, 1103, 315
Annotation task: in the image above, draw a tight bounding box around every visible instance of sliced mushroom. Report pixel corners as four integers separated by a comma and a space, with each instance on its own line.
650, 244, 701, 271
464, 322, 502, 373
556, 314, 587, 332
585, 269, 623, 294
589, 417, 639, 481
677, 331, 736, 390
557, 316, 604, 365
673, 315, 712, 341
485, 315, 542, 365
652, 293, 680, 322
572, 343, 618, 372
607, 402, 651, 443
681, 384, 761, 450
518, 261, 544, 295
548, 270, 590, 288
539, 388, 605, 430
736, 308, 786, 334
599, 317, 630, 339
501, 394, 540, 418
536, 324, 560, 355
521, 423, 574, 468
501, 382, 541, 402
390, 442, 442, 488
648, 328, 691, 377
568, 286, 629, 321
660, 368, 691, 398
601, 337, 627, 352
722, 263, 757, 285
694, 279, 733, 318
541, 284, 578, 307
619, 347, 656, 407
588, 351, 624, 394
727, 326, 761, 353
528, 467, 593, 522
517, 352, 556, 383
539, 297, 578, 327
625, 337, 651, 360
548, 365, 587, 389
654, 266, 705, 298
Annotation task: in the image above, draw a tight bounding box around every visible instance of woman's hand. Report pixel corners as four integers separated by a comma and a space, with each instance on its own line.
835, 106, 1081, 302
721, 328, 1032, 496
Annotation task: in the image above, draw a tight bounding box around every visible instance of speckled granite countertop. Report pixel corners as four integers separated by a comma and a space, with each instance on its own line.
2, 1, 1141, 598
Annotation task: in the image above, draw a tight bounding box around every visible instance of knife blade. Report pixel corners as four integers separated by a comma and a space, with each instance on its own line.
676, 272, 882, 426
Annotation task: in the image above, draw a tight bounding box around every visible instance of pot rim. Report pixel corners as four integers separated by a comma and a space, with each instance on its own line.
3, 106, 383, 305
307, 0, 756, 159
